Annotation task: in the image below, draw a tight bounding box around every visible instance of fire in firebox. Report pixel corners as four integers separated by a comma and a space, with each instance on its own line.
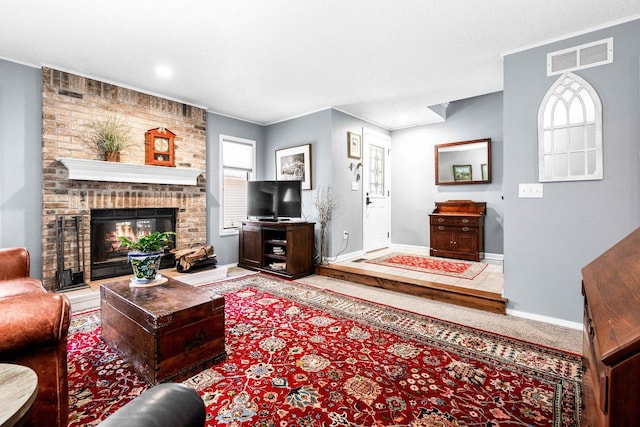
107, 220, 155, 258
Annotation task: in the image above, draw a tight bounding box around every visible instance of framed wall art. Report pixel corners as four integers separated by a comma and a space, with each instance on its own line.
347, 132, 361, 159
453, 164, 472, 181
275, 143, 312, 190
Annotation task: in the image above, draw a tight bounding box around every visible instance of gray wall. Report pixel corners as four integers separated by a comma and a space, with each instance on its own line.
391, 92, 504, 256
330, 110, 390, 258
206, 112, 266, 265
264, 110, 333, 262
0, 60, 43, 277
503, 18, 640, 323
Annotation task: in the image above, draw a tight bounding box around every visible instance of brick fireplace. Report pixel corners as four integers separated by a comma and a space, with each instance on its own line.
41, 68, 207, 291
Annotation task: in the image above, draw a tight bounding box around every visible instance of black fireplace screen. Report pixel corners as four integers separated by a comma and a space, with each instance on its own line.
90, 208, 176, 280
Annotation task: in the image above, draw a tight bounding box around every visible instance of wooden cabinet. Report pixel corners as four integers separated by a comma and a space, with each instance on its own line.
238, 221, 315, 279
581, 227, 640, 427
238, 223, 263, 270
101, 278, 226, 385
429, 200, 485, 261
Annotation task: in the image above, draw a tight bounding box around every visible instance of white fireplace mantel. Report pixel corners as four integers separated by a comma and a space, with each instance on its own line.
58, 158, 202, 186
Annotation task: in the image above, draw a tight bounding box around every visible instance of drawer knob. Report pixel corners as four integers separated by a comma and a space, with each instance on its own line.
438, 218, 444, 223
462, 218, 469, 223
462, 227, 470, 232
438, 226, 445, 231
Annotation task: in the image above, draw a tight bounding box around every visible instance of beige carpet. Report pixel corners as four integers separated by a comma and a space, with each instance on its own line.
297, 273, 582, 354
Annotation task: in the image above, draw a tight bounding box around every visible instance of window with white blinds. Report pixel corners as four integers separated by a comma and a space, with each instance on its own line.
220, 135, 255, 235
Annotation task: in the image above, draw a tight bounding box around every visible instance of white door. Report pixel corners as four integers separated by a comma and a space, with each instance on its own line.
362, 128, 390, 252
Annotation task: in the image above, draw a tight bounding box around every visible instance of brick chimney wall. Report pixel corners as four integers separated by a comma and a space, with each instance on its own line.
41, 67, 207, 291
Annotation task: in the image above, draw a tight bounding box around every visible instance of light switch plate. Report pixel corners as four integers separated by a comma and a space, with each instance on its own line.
518, 183, 543, 198
351, 182, 359, 191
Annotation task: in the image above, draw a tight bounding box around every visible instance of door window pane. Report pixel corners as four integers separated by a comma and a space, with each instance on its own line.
369, 145, 385, 197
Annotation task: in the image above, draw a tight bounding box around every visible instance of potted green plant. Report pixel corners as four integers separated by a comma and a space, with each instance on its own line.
118, 231, 175, 282
85, 116, 131, 162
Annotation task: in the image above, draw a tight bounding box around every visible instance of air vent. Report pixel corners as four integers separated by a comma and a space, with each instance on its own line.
547, 37, 613, 76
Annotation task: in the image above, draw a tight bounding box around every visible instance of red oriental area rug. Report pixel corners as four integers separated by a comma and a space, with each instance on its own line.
67, 274, 581, 426
366, 253, 488, 279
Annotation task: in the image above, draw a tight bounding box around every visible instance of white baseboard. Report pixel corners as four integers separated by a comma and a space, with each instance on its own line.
68, 289, 100, 313
483, 252, 504, 261
67, 265, 232, 313
389, 243, 426, 252
333, 250, 365, 263
506, 308, 583, 330
174, 265, 229, 285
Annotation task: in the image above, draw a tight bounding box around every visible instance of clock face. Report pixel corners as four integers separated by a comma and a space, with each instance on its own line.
154, 137, 170, 153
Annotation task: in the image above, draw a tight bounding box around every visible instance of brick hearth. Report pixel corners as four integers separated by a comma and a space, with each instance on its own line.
41, 68, 207, 291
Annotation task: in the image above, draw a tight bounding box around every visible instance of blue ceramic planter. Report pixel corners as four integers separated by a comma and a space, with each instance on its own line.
128, 251, 163, 282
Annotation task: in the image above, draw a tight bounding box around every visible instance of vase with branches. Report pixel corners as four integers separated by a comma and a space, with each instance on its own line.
314, 186, 337, 264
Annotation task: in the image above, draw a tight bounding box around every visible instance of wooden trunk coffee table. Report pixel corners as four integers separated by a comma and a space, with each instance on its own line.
100, 276, 226, 385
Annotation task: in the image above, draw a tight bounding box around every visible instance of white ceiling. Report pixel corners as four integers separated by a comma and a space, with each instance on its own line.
2, 1, 639, 130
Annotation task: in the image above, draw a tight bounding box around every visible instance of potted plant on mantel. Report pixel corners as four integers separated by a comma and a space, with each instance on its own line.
85, 116, 131, 162
118, 231, 175, 283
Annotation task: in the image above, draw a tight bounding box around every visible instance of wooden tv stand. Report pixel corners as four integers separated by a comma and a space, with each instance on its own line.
238, 220, 315, 279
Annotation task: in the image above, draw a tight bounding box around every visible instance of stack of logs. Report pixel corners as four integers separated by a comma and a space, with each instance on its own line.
171, 245, 217, 273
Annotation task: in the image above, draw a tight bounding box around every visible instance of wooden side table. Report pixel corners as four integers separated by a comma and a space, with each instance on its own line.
0, 363, 38, 427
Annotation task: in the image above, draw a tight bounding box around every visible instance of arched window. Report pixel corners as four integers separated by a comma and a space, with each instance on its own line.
538, 72, 602, 182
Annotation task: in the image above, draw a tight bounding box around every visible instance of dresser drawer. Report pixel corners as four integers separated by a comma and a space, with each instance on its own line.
431, 224, 477, 234
430, 215, 478, 226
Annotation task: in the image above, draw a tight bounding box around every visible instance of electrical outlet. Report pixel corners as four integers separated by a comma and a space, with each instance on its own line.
343, 230, 349, 240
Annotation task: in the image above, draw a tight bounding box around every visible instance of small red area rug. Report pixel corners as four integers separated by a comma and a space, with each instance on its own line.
67, 274, 581, 426
366, 253, 488, 279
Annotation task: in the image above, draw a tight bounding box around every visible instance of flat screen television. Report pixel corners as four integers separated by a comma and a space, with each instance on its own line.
247, 180, 302, 220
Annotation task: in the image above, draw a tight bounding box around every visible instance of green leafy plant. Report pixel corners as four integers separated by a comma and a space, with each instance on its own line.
118, 231, 175, 253
85, 116, 131, 152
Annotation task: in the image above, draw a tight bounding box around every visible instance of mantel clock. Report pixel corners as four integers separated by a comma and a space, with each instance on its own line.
145, 127, 176, 167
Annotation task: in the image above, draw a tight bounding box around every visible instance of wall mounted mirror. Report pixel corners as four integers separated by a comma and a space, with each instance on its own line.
435, 138, 491, 185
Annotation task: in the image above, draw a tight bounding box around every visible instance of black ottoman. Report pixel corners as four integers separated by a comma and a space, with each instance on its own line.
98, 383, 205, 427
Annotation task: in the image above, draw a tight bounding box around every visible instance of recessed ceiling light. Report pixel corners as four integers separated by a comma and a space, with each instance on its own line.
155, 65, 173, 79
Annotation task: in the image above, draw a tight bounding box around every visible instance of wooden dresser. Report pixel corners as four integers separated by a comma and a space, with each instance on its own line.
429, 200, 486, 261
581, 227, 640, 426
